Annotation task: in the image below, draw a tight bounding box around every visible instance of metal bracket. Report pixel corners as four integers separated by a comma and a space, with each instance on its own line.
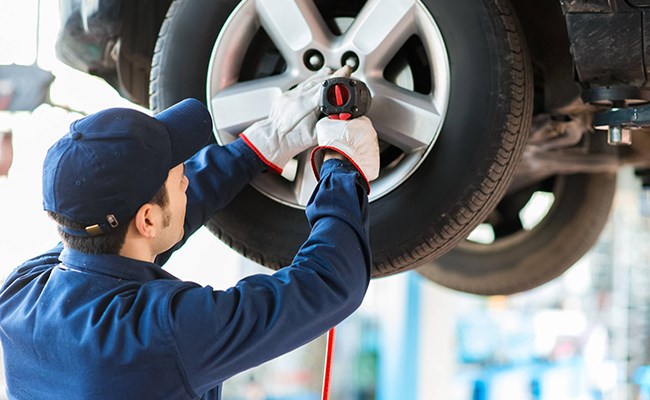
592, 103, 650, 145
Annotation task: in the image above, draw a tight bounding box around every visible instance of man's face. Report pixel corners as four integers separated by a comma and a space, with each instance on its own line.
156, 163, 189, 253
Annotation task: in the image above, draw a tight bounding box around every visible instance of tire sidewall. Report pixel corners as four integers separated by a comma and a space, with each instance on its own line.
150, 0, 240, 111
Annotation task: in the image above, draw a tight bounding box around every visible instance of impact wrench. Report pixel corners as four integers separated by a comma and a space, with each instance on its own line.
318, 76, 371, 400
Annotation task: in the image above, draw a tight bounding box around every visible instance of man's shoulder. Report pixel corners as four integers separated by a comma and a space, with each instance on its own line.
4, 243, 63, 282
0, 243, 63, 305
24, 243, 64, 265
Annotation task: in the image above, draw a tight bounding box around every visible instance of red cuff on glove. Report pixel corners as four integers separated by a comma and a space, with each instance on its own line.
310, 146, 371, 193
240, 133, 283, 174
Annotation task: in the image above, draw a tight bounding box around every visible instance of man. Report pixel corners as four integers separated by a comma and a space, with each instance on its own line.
0, 67, 379, 399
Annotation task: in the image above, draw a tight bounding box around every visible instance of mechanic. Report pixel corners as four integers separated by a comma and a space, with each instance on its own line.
0, 66, 380, 399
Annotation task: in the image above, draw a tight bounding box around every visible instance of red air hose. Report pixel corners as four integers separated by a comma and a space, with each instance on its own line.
321, 327, 336, 400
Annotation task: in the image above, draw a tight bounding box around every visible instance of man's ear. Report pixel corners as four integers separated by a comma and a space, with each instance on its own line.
132, 203, 157, 239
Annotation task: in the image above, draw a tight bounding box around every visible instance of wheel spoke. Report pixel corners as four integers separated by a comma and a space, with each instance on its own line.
210, 74, 295, 139
345, 0, 417, 70
256, 0, 331, 58
368, 80, 442, 153
291, 152, 319, 207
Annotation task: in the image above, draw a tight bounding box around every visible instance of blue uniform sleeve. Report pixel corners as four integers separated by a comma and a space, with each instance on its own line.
167, 159, 371, 393
156, 139, 267, 265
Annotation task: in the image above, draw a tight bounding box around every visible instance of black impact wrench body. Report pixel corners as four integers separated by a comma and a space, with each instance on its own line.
320, 77, 371, 120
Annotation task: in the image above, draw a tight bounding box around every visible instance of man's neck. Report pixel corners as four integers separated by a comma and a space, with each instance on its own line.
119, 237, 156, 263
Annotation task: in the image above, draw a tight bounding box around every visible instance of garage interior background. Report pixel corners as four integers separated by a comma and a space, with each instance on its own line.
2, 1, 650, 399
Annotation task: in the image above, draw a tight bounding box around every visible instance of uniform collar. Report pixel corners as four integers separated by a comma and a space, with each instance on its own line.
59, 247, 177, 283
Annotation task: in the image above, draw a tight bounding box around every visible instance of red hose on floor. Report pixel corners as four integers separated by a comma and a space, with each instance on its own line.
321, 327, 336, 400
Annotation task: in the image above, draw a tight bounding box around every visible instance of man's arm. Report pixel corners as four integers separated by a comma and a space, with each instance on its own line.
157, 68, 351, 264
156, 139, 266, 264
165, 159, 371, 393
183, 139, 267, 234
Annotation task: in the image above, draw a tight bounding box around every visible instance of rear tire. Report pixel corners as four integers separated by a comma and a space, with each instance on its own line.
417, 173, 617, 295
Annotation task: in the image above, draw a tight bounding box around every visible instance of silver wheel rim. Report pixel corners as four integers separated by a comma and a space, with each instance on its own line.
207, 0, 450, 208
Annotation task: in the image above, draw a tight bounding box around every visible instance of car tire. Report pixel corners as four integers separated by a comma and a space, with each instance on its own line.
150, 0, 533, 277
417, 172, 617, 295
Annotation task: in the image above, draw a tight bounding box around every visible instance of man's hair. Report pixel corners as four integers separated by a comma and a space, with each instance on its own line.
48, 184, 169, 254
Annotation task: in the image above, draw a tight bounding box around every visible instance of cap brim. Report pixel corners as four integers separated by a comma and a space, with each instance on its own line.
154, 98, 213, 166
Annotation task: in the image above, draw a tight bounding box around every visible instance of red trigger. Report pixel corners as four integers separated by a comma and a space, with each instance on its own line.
334, 84, 344, 106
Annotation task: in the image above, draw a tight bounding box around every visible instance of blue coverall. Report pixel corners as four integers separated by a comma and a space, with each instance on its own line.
0, 139, 371, 399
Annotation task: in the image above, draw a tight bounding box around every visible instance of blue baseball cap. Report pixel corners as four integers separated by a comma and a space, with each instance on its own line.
42, 98, 212, 237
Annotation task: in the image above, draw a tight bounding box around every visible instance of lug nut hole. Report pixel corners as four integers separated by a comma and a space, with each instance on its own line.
303, 49, 325, 71
341, 51, 360, 72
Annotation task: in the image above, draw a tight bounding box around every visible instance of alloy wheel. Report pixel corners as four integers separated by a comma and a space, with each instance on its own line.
207, 0, 450, 208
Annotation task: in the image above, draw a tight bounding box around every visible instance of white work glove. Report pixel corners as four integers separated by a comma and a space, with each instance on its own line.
240, 66, 352, 173
310, 116, 380, 191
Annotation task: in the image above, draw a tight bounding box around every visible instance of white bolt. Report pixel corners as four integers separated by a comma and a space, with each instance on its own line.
345, 57, 358, 69
309, 54, 322, 68
607, 125, 632, 146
